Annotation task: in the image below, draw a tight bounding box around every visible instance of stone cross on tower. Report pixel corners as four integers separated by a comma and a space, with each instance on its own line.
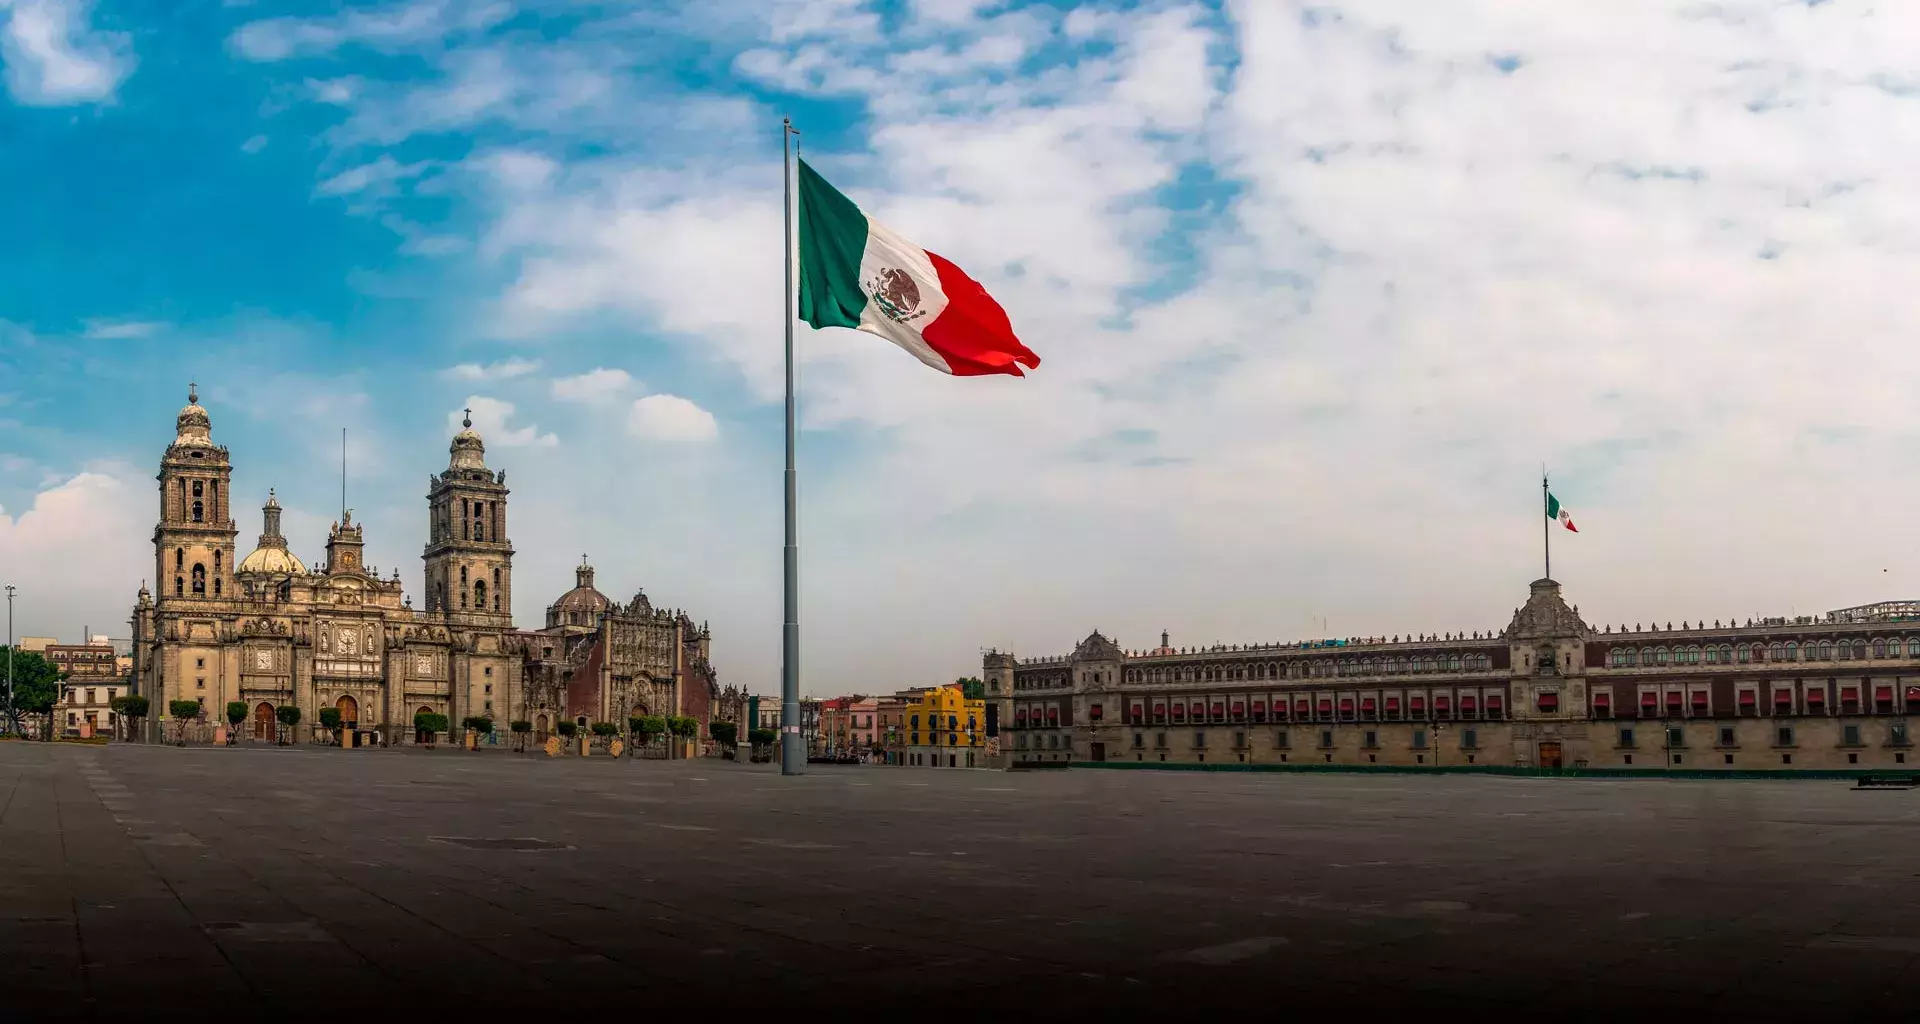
463, 407, 472, 428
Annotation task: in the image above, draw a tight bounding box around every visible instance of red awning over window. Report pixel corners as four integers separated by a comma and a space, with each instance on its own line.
1841, 686, 1860, 702
1486, 694, 1502, 709
1460, 696, 1477, 710
1090, 704, 1103, 720
1690, 692, 1708, 707
1774, 690, 1792, 703
1015, 710, 1027, 721
1385, 696, 1401, 710
1666, 692, 1682, 706
1317, 699, 1333, 711
1338, 698, 1355, 711
1807, 688, 1826, 702
1738, 691, 1756, 705
1295, 699, 1310, 714
1435, 695, 1451, 709
1046, 708, 1059, 720
1251, 700, 1266, 712
1231, 702, 1244, 713
1360, 697, 1376, 711
1410, 696, 1426, 710
1210, 703, 1224, 715
1641, 692, 1658, 707
1594, 692, 1612, 706
1539, 693, 1559, 711
1875, 686, 1893, 702
1153, 703, 1166, 712
1907, 687, 1920, 701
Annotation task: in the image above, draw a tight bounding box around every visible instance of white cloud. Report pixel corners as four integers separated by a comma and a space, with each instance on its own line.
0, 470, 149, 638
0, 0, 136, 106
550, 367, 633, 404
453, 395, 556, 447
240, 134, 269, 153
314, 155, 434, 199
80, 318, 161, 339
627, 394, 717, 441
230, 0, 512, 62
441, 357, 539, 381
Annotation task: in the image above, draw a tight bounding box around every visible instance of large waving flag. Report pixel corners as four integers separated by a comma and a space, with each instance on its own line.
795, 158, 1041, 377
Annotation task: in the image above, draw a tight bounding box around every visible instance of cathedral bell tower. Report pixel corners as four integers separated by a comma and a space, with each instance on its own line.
153, 384, 238, 602
422, 409, 513, 619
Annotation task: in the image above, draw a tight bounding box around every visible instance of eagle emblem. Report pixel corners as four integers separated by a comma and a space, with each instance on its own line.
866, 267, 928, 324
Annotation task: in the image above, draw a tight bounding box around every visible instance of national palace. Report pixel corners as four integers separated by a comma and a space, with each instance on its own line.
989, 577, 1920, 771
129, 387, 739, 744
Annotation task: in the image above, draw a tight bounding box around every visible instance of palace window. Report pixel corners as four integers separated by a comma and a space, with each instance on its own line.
176, 548, 184, 570
1806, 686, 1826, 711
1690, 691, 1708, 715
1738, 689, 1756, 715
1665, 691, 1683, 715
1537, 692, 1559, 713
1777, 725, 1794, 746
1874, 640, 1888, 659
1412, 729, 1427, 749
175, 577, 183, 596
1840, 684, 1860, 713
1718, 726, 1735, 746
1704, 646, 1717, 665
1738, 645, 1753, 664
1486, 693, 1504, 718
1853, 640, 1868, 661
1844, 724, 1862, 747
1618, 727, 1636, 748
1784, 642, 1798, 660
1655, 648, 1670, 666
1593, 692, 1612, 718
1818, 642, 1834, 660
1874, 685, 1894, 713
1908, 686, 1920, 714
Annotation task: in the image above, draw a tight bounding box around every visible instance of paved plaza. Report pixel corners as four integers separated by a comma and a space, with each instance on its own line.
3, 742, 1918, 1017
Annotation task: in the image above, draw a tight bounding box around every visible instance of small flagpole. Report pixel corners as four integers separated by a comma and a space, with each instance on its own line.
780, 116, 804, 777
1542, 467, 1551, 582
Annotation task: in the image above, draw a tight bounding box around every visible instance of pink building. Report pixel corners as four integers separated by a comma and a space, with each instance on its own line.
820, 696, 881, 760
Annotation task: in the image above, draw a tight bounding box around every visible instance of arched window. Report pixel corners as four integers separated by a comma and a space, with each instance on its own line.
192, 500, 203, 522
1769, 643, 1783, 660
460, 589, 468, 609
191, 563, 206, 595
191, 480, 202, 498
1655, 647, 1670, 666
1818, 642, 1833, 660
460, 566, 468, 585
493, 568, 500, 588
474, 581, 487, 610
1854, 640, 1868, 660
1785, 641, 1798, 660
213, 551, 222, 573
1873, 640, 1887, 659
1703, 646, 1716, 664
1733, 644, 1746, 664
213, 578, 222, 596
435, 582, 445, 610
175, 577, 184, 596
176, 548, 184, 570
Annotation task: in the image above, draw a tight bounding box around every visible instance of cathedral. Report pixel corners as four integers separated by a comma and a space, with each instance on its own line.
129, 387, 724, 744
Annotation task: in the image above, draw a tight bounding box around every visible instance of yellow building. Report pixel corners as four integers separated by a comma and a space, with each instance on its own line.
905, 684, 984, 768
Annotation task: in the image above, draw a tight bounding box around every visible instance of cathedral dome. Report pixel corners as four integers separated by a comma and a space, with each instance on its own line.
547, 560, 612, 628
237, 490, 307, 576
175, 383, 213, 447
449, 408, 487, 471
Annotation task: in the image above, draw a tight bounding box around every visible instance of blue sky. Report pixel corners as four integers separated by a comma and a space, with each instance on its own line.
5, 0, 1920, 693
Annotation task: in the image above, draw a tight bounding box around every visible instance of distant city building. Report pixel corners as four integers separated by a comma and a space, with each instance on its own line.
906, 684, 984, 768
48, 638, 127, 737
989, 578, 1920, 772
16, 637, 56, 653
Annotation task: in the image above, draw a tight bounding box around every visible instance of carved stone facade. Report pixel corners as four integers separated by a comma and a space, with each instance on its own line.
992, 577, 1920, 772
131, 389, 520, 742
516, 560, 720, 741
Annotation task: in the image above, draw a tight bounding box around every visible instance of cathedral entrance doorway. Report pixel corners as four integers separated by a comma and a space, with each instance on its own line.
336, 694, 359, 732
1538, 741, 1564, 769
535, 714, 549, 742
253, 702, 276, 742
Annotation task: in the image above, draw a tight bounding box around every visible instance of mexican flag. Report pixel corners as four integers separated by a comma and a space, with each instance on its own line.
795, 158, 1041, 377
1547, 492, 1578, 532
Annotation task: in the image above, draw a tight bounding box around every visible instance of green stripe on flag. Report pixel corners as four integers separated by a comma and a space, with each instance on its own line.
1546, 493, 1562, 520
796, 159, 867, 330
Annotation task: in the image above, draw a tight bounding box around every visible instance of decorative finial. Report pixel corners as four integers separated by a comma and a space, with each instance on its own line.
188, 381, 198, 403
581, 553, 589, 567
463, 407, 472, 429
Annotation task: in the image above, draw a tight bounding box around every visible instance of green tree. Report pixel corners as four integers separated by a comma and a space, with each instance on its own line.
109, 694, 150, 742
590, 721, 618, 749
669, 715, 698, 737
225, 700, 248, 727
709, 721, 738, 748
3, 647, 62, 734
318, 707, 343, 745
413, 710, 449, 745
556, 720, 578, 739
955, 676, 986, 701
748, 727, 777, 746
462, 716, 494, 748
510, 719, 531, 752
275, 705, 301, 745
167, 699, 201, 744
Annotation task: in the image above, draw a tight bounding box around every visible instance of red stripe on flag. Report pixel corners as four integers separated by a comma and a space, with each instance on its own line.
922, 250, 1041, 378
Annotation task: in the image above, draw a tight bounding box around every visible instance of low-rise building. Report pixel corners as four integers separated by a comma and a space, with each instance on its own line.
48, 639, 129, 738
906, 683, 985, 768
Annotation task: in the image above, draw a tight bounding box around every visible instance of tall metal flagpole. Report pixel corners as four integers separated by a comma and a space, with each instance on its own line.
781, 117, 804, 776
1542, 469, 1551, 581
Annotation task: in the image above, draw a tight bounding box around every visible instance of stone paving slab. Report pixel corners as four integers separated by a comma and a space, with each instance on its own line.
5, 741, 1920, 1016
